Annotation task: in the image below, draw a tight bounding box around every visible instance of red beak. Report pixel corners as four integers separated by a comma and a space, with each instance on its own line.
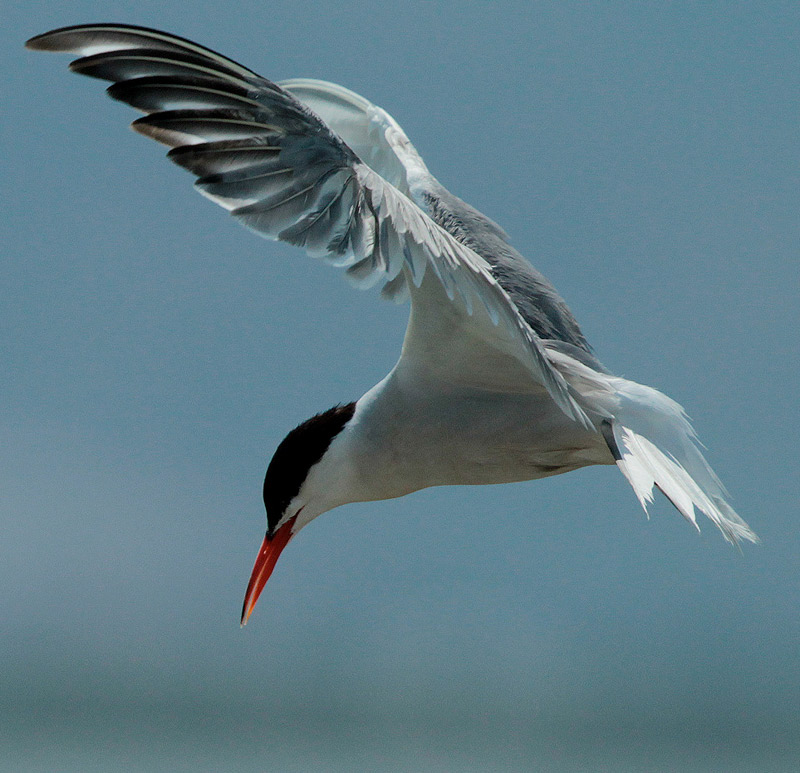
240, 516, 296, 625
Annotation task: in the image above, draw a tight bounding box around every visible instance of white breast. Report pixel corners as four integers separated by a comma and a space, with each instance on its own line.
326, 369, 613, 507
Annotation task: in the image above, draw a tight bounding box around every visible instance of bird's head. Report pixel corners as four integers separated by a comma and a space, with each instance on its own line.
241, 402, 357, 624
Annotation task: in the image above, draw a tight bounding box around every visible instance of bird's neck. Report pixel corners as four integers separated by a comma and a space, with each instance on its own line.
304, 386, 425, 512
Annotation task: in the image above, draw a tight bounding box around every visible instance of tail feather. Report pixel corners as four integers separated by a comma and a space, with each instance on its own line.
547, 348, 756, 545
607, 380, 757, 545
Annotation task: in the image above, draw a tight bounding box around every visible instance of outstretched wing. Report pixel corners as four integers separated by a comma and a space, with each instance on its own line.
26, 23, 591, 427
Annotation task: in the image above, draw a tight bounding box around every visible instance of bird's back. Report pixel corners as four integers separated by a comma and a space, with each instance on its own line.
420, 182, 594, 356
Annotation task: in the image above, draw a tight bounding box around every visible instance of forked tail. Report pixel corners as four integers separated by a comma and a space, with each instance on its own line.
601, 379, 757, 545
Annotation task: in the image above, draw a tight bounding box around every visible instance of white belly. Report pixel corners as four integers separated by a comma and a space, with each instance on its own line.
346, 371, 614, 501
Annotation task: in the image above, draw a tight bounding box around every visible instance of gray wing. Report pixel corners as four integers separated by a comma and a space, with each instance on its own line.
420, 183, 594, 353
27, 23, 593, 426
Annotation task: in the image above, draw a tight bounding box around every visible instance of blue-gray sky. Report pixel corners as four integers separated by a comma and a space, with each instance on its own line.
3, 2, 799, 770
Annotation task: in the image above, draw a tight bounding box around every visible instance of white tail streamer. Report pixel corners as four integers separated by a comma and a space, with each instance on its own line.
547, 350, 757, 545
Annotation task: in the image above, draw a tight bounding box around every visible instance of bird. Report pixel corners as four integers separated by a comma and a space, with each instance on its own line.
26, 23, 757, 625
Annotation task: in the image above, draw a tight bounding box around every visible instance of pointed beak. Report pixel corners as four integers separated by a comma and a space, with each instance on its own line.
240, 516, 296, 626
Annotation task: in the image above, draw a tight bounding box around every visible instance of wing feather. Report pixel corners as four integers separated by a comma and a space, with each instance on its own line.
27, 23, 590, 427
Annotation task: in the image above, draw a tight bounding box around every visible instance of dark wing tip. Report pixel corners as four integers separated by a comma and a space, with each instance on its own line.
25, 30, 57, 50
26, 24, 262, 81
26, 23, 138, 51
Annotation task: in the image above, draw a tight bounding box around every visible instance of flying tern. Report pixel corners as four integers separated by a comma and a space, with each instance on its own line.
26, 24, 757, 625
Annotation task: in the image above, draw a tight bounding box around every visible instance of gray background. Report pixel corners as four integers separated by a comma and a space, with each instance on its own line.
3, 2, 798, 771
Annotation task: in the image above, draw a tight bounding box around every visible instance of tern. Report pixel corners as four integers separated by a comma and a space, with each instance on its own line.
27, 24, 757, 625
